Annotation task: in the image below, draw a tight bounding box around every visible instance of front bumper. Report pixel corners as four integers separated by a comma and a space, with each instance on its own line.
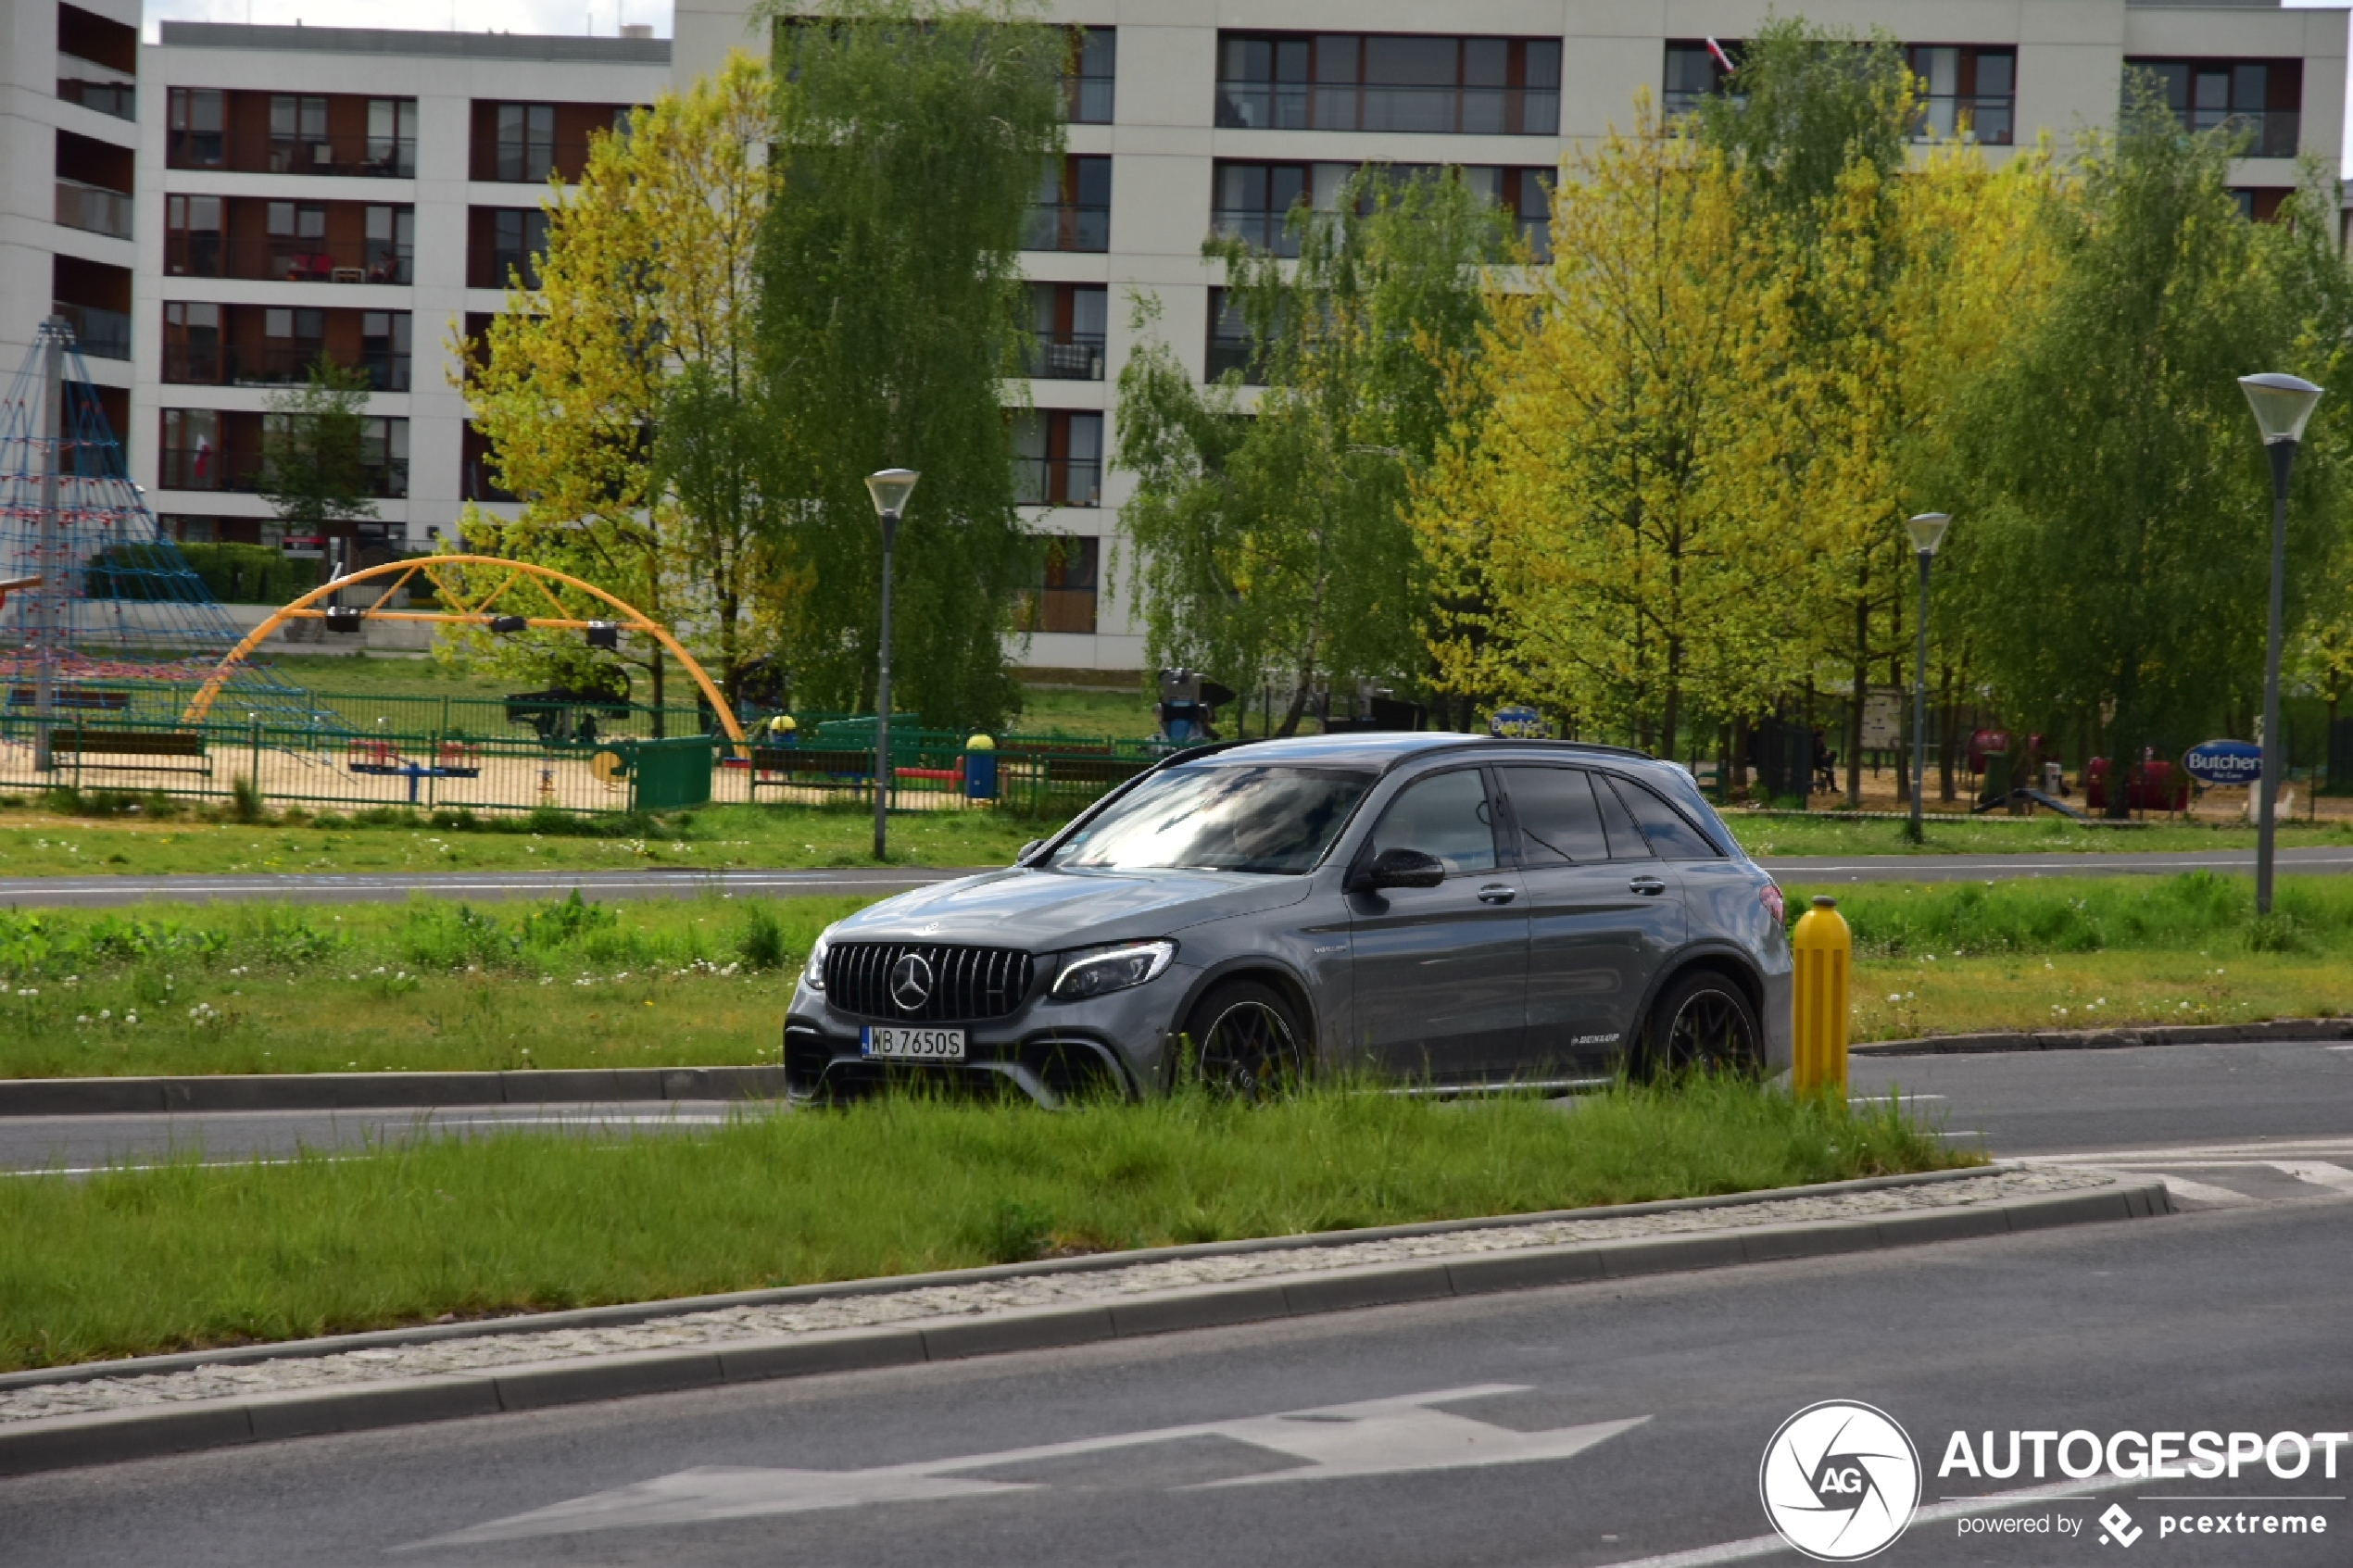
783, 965, 1200, 1105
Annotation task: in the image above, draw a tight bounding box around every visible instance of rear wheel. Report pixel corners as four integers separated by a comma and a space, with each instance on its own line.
1637, 970, 1761, 1080
1181, 979, 1305, 1099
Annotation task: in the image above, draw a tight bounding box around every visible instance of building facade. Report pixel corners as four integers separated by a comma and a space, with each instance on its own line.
678, 0, 2351, 679
133, 22, 671, 571
1, 0, 140, 430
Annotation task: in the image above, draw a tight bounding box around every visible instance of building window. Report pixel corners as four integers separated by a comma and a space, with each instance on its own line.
1205, 288, 1265, 384
2127, 58, 2300, 157
1064, 28, 1115, 123
1907, 46, 2014, 144
52, 254, 131, 361
266, 199, 331, 281
365, 204, 415, 284
2233, 187, 2292, 221
472, 207, 550, 289
162, 301, 222, 383
361, 312, 411, 392
1663, 41, 1741, 119
1017, 535, 1100, 633
269, 94, 330, 173
165, 194, 223, 276
1212, 161, 1549, 259
159, 407, 224, 490
368, 98, 419, 178
1025, 156, 1111, 253
358, 417, 409, 498
1217, 32, 1560, 135
168, 87, 224, 168
495, 103, 557, 182
1013, 411, 1102, 508
1026, 283, 1106, 381
462, 422, 516, 502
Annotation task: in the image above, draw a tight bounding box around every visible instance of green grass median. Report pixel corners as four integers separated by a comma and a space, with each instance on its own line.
0, 1079, 1968, 1371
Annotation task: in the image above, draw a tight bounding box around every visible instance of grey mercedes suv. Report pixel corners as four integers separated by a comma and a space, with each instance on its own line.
784, 733, 1791, 1103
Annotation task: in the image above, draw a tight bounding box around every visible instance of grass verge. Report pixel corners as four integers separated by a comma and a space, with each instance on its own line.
1732, 811, 2353, 857
0, 1078, 1968, 1370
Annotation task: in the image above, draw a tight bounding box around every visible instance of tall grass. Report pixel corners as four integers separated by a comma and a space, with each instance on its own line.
0, 1077, 1968, 1370
1805, 872, 2353, 960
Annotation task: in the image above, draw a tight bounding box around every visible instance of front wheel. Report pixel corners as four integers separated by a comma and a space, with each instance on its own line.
1180, 980, 1304, 1100
1637, 970, 1761, 1080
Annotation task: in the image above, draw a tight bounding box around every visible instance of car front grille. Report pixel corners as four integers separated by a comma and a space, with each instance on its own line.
823, 942, 1036, 1022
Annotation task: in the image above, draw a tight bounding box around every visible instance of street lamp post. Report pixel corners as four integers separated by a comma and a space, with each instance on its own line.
2237, 373, 2325, 916
1905, 513, 1951, 845
863, 468, 921, 861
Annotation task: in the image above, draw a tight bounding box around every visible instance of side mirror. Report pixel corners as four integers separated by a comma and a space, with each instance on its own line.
1015, 839, 1044, 866
1354, 847, 1446, 892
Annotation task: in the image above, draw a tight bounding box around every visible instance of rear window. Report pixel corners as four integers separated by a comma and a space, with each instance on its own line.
1604, 775, 1726, 860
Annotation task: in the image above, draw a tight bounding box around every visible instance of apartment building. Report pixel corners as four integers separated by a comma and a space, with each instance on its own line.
133, 21, 671, 567
1, 0, 140, 435
677, 0, 2351, 678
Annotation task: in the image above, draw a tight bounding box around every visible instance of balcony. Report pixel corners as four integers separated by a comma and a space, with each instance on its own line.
57, 74, 135, 121
1024, 201, 1109, 254
2193, 108, 2298, 158
157, 444, 254, 492
1914, 94, 2014, 146
1215, 81, 1558, 136
164, 345, 410, 392
53, 301, 130, 360
1212, 208, 1303, 258
56, 179, 132, 240
1013, 456, 1101, 508
1024, 332, 1105, 382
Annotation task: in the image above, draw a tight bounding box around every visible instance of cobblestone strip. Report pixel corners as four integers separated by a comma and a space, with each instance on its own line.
1, 1166, 2109, 1425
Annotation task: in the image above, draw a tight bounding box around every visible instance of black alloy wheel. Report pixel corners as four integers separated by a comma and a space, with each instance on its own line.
1640, 970, 1762, 1079
1183, 979, 1304, 1100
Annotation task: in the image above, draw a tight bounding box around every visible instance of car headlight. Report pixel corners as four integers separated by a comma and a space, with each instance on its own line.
1051, 940, 1176, 1001
802, 930, 832, 992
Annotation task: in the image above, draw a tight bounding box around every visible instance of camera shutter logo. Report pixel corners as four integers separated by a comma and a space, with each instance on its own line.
1758, 1400, 1922, 1562
888, 952, 934, 1011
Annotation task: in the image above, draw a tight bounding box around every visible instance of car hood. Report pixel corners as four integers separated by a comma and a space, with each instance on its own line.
826, 867, 1314, 953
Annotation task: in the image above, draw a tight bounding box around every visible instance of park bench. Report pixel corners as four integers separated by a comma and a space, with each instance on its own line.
748, 746, 875, 797
47, 727, 211, 777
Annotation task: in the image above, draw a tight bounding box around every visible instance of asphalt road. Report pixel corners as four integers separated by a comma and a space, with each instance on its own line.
5, 1160, 2346, 1564
3, 845, 2352, 907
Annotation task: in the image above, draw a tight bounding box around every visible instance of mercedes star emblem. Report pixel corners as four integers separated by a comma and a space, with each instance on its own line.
888, 952, 935, 1011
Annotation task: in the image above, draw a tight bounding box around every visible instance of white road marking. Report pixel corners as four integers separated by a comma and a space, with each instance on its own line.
2149, 1173, 2257, 1208
406, 1385, 1648, 1548
1591, 1472, 2145, 1567
2035, 1134, 2353, 1165
2269, 1160, 2353, 1196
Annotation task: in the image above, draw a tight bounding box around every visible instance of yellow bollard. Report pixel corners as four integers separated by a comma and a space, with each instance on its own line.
1791, 894, 1852, 1097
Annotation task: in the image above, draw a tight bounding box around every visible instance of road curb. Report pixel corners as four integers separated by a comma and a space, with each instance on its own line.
1855, 1016, 2353, 1056
0, 1170, 2170, 1478
0, 1065, 793, 1116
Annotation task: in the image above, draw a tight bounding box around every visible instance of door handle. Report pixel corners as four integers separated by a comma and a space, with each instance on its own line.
1628, 876, 1667, 896
1476, 884, 1518, 905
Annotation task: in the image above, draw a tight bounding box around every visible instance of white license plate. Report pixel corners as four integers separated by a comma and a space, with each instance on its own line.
860, 1025, 966, 1061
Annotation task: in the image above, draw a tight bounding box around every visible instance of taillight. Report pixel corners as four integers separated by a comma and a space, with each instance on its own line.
1759, 883, 1786, 922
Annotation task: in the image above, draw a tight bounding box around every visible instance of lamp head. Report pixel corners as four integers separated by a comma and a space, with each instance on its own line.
1906, 512, 1952, 557
2239, 373, 2324, 445
864, 468, 920, 521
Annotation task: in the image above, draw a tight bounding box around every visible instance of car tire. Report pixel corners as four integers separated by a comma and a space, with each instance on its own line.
1636, 969, 1761, 1080
1181, 979, 1305, 1099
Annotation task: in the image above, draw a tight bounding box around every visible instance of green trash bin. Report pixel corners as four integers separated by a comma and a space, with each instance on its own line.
629, 735, 717, 811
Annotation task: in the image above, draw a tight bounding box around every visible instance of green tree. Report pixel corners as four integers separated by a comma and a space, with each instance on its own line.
752, 0, 1067, 729
1949, 94, 2346, 810
258, 356, 378, 538
1116, 169, 1506, 734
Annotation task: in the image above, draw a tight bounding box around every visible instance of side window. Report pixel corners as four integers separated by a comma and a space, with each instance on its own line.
1592, 774, 1655, 860
1501, 766, 1608, 865
1604, 775, 1725, 860
1366, 769, 1498, 876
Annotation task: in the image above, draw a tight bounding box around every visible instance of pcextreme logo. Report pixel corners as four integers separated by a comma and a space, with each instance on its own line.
1759, 1400, 1924, 1562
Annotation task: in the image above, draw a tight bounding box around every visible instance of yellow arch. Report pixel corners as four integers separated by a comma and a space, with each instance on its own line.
182, 554, 749, 756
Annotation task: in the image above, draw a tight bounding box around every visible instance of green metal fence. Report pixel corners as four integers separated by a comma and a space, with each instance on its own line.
0, 684, 1167, 819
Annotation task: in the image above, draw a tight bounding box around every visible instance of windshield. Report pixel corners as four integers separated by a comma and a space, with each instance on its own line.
1047, 764, 1374, 875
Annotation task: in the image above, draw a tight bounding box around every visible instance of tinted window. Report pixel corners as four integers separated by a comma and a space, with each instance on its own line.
1367, 769, 1498, 875
1050, 764, 1370, 874
1605, 775, 1724, 860
1501, 766, 1608, 865
1592, 773, 1654, 859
